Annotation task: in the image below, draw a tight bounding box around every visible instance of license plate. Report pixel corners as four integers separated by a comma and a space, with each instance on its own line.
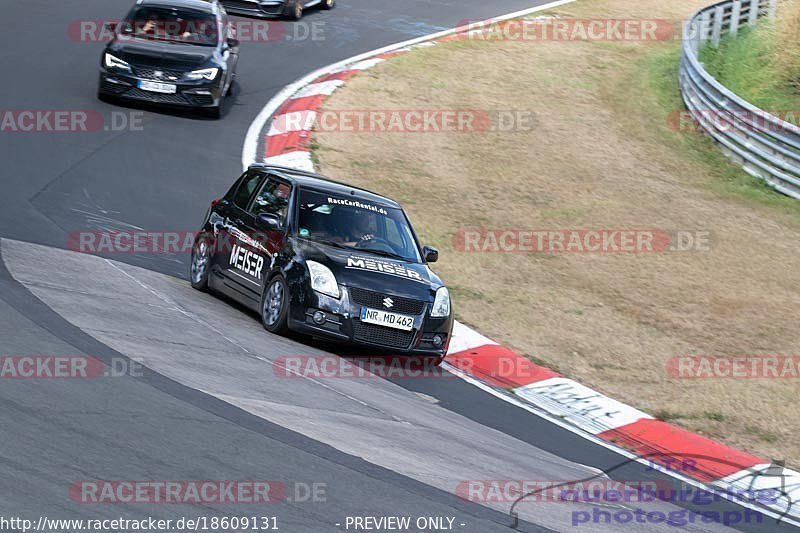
360, 307, 414, 331
138, 80, 177, 94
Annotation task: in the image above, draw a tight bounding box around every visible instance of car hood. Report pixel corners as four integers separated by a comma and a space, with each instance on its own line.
107, 38, 216, 70
297, 240, 443, 300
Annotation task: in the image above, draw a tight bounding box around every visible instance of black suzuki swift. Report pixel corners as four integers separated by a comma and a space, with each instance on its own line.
190, 165, 453, 361
98, 0, 240, 118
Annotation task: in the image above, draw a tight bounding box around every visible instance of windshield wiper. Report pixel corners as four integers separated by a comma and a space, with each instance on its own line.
359, 248, 408, 261
314, 239, 352, 250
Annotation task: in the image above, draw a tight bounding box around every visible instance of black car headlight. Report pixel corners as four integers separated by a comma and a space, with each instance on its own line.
185, 67, 219, 81
104, 53, 132, 73
307, 261, 340, 299
431, 287, 451, 318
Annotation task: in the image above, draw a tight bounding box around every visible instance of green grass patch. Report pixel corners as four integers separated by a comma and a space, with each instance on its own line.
639, 40, 800, 218
700, 24, 800, 122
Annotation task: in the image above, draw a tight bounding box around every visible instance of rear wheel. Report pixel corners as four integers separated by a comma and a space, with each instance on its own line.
262, 276, 290, 334
190, 234, 213, 291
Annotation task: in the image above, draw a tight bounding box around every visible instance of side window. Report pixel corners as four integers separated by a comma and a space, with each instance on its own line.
233, 172, 263, 210
251, 178, 292, 223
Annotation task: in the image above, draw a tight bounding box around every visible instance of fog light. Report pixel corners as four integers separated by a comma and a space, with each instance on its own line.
432, 335, 444, 347
313, 311, 326, 325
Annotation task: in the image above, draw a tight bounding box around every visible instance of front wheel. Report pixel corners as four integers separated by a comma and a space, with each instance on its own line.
285, 1, 303, 19
190, 234, 213, 291
262, 276, 290, 334
321, 0, 335, 9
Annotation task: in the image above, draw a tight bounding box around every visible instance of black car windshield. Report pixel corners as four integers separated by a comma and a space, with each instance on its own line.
120, 6, 218, 46
296, 189, 422, 263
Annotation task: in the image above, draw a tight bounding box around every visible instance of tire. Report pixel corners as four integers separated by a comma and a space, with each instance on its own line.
285, 1, 303, 19
190, 234, 213, 291
262, 275, 290, 334
321, 0, 335, 9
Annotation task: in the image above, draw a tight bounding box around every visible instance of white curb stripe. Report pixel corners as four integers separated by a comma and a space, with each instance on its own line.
291, 80, 346, 99
715, 464, 800, 520
514, 377, 653, 434
264, 151, 314, 172
447, 320, 498, 355
267, 111, 318, 136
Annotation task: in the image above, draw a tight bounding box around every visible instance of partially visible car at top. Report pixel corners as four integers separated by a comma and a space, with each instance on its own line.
219, 0, 334, 20
190, 164, 453, 363
98, 0, 240, 118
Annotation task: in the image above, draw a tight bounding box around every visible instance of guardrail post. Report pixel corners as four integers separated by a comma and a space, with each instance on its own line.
748, 0, 760, 26
700, 10, 711, 44
730, 1, 743, 36
767, 0, 779, 19
711, 5, 724, 46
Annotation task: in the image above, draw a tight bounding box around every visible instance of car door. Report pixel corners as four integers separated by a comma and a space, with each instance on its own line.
223, 174, 292, 305
214, 170, 266, 304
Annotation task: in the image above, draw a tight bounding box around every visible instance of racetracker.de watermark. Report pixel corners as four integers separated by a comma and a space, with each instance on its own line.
69, 19, 325, 43
0, 356, 143, 379
68, 481, 329, 504
291, 109, 536, 134
668, 355, 800, 379
668, 109, 800, 135
454, 18, 675, 42
0, 110, 144, 133
274, 356, 451, 379
453, 229, 712, 253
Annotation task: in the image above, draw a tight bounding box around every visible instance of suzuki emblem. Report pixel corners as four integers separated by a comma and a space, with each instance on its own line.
382, 297, 394, 309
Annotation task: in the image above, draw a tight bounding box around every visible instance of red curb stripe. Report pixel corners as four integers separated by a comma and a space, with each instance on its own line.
314, 70, 360, 84
598, 419, 765, 482
264, 130, 310, 158
448, 344, 559, 389
275, 94, 329, 117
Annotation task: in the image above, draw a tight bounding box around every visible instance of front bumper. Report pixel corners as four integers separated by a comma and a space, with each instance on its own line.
287, 285, 453, 356
222, 0, 286, 17
98, 70, 223, 108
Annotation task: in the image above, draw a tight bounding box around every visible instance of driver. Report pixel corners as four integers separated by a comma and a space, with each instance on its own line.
343, 208, 375, 245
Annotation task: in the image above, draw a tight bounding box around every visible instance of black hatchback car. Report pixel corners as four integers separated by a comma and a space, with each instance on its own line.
98, 0, 240, 118
190, 165, 453, 361
220, 0, 334, 19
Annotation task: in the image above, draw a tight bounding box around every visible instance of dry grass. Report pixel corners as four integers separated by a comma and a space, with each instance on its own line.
313, 0, 800, 464
776, 0, 800, 87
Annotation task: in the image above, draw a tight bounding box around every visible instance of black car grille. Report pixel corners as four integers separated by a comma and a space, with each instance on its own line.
185, 93, 215, 106
223, 0, 283, 15
100, 80, 128, 95
125, 88, 191, 105
349, 287, 426, 315
133, 67, 183, 82
352, 322, 415, 350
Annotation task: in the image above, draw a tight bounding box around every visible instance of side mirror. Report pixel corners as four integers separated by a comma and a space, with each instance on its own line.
226, 37, 240, 48
256, 213, 282, 231
105, 22, 119, 32
422, 246, 439, 263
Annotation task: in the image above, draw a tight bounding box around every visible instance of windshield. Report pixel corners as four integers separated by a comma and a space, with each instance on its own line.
120, 6, 218, 46
296, 189, 422, 263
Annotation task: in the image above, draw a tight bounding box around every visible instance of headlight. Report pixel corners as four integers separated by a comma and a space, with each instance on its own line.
431, 287, 451, 318
307, 261, 340, 299
185, 67, 219, 81
104, 53, 131, 72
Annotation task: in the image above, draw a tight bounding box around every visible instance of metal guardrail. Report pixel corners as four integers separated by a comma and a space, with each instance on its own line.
679, 0, 800, 199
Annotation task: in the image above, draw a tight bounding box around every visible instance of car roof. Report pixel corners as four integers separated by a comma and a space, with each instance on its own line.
137, 0, 219, 14
250, 164, 403, 210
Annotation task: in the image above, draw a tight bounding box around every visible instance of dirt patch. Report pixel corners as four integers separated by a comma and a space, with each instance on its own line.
313, 0, 800, 464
